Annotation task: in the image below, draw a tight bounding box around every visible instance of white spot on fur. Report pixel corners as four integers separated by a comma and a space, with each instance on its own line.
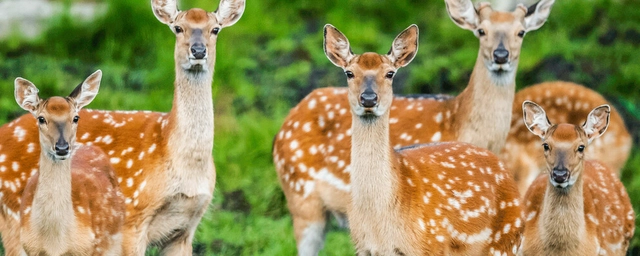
431, 132, 441, 142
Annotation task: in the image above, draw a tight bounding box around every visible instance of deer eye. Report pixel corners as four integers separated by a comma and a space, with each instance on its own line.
37, 116, 46, 124
577, 145, 585, 153
385, 71, 395, 79
174, 26, 183, 34
345, 71, 354, 79
73, 116, 80, 123
517, 30, 525, 38
542, 143, 550, 151
477, 29, 486, 36
211, 27, 220, 35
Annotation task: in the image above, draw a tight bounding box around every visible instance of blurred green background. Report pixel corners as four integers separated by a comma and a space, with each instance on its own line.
0, 0, 638, 255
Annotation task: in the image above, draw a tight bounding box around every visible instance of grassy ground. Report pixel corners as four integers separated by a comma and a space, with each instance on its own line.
0, 0, 638, 255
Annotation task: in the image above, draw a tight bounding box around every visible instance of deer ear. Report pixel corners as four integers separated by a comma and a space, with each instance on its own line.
522, 100, 552, 138
445, 0, 480, 31
151, 0, 178, 25
388, 24, 418, 68
582, 104, 610, 144
14, 78, 41, 115
69, 70, 102, 111
215, 0, 245, 28
523, 0, 555, 32
324, 24, 354, 68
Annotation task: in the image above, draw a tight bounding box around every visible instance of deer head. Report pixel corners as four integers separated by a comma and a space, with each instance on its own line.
323, 24, 418, 120
523, 100, 610, 189
152, 0, 245, 74
445, 0, 555, 84
14, 70, 102, 161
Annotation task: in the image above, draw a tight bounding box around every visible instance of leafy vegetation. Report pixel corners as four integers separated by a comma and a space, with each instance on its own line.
0, 0, 638, 254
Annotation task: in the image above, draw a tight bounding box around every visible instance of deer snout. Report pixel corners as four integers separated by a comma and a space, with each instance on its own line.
493, 49, 509, 64
360, 92, 378, 108
551, 167, 570, 184
55, 137, 69, 156
190, 42, 207, 59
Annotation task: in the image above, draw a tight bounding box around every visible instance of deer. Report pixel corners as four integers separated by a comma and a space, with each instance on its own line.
272, 0, 553, 254
14, 71, 126, 255
322, 23, 523, 255
501, 81, 632, 196
519, 100, 635, 256
0, 0, 245, 255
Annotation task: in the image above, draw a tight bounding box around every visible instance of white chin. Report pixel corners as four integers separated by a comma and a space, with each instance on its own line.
353, 106, 385, 117
549, 179, 571, 188
488, 63, 514, 73
182, 59, 208, 71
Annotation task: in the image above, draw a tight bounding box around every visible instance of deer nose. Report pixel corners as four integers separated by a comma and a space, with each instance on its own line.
360, 92, 378, 108
551, 167, 570, 184
190, 43, 206, 59
493, 49, 509, 64
55, 139, 69, 156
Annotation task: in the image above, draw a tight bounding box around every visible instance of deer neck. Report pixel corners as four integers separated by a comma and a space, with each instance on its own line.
350, 111, 399, 221
166, 65, 215, 164
452, 53, 517, 153
32, 150, 75, 242
539, 168, 586, 252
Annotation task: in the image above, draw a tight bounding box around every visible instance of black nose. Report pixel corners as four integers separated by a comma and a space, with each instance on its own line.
55, 141, 69, 156
493, 49, 509, 64
190, 43, 206, 59
551, 167, 570, 184
360, 92, 378, 108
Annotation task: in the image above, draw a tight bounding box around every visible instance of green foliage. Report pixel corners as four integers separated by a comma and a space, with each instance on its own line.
0, 0, 638, 255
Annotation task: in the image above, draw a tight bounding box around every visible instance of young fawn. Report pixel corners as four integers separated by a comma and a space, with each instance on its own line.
15, 71, 126, 255
273, 0, 552, 253
502, 82, 632, 196
520, 101, 635, 255
324, 24, 523, 255
0, 0, 245, 254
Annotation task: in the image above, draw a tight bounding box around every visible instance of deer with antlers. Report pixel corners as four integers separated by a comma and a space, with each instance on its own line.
502, 82, 632, 196
15, 71, 125, 255
322, 23, 522, 255
519, 101, 634, 255
272, 0, 552, 254
0, 0, 244, 254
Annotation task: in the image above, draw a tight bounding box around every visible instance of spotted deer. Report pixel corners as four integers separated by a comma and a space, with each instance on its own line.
501, 81, 632, 196
519, 101, 634, 255
321, 24, 523, 255
0, 0, 244, 254
14, 71, 126, 255
272, 0, 552, 254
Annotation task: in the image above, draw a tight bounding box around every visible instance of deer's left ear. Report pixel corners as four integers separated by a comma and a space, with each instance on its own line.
388, 24, 419, 68
69, 70, 102, 111
582, 104, 610, 144
523, 0, 555, 32
215, 0, 245, 28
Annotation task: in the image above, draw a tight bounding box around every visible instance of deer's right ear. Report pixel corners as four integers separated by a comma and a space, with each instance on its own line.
324, 24, 354, 68
14, 78, 41, 115
444, 0, 480, 31
523, 100, 552, 138
151, 0, 178, 25
69, 70, 102, 111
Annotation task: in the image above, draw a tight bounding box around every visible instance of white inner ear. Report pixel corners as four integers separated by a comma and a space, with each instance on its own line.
22, 87, 40, 111
527, 110, 550, 135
